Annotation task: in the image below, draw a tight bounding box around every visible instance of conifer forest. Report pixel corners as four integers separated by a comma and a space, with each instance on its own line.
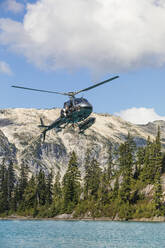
0, 128, 165, 220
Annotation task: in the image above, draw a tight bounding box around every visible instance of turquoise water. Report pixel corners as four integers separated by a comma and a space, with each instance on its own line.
0, 220, 165, 248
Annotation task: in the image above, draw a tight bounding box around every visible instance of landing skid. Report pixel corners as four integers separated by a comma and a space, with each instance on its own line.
54, 117, 95, 135
55, 127, 62, 133
78, 117, 95, 133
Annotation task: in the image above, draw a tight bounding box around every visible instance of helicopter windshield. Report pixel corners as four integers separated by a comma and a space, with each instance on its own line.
74, 98, 89, 104
74, 99, 82, 104
81, 98, 89, 104
63, 98, 91, 109
63, 100, 71, 108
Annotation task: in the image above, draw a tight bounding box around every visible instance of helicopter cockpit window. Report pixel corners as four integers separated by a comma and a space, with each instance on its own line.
63, 101, 71, 108
74, 99, 82, 104
81, 98, 89, 104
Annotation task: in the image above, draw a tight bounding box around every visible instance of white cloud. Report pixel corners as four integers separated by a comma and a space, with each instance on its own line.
0, 60, 12, 75
115, 107, 165, 124
4, 0, 24, 14
1, 0, 165, 73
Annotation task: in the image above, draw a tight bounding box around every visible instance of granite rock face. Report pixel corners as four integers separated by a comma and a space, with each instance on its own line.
0, 108, 164, 177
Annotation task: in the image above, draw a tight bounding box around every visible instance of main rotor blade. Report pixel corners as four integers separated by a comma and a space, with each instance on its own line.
74, 75, 119, 95
11, 85, 68, 96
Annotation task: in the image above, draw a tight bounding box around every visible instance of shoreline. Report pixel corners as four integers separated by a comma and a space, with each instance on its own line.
1, 215, 165, 222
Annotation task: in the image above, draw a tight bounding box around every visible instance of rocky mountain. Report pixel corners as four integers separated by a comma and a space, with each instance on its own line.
0, 108, 164, 178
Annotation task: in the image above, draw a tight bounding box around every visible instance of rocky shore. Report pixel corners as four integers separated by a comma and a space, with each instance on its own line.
1, 214, 165, 222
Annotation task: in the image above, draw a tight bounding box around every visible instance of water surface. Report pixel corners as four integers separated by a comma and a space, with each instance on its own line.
0, 220, 165, 248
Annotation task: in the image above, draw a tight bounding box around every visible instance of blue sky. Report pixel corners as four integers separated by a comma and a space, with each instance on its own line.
0, 0, 165, 124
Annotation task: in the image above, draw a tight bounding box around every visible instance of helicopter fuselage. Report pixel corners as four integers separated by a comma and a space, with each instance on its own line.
38, 97, 94, 141
61, 97, 93, 123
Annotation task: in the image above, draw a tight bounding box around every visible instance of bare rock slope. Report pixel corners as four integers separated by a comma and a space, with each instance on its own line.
0, 108, 164, 176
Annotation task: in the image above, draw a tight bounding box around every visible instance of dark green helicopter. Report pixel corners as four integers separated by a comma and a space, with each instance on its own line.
12, 75, 119, 141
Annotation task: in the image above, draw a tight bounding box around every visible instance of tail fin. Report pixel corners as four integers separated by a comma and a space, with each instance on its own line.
38, 118, 48, 142
38, 118, 48, 128
40, 117, 44, 127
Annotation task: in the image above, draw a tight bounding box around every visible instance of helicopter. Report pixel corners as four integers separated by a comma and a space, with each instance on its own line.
12, 75, 119, 141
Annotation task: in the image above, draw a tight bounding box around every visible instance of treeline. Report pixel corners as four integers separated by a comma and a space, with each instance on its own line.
0, 128, 165, 219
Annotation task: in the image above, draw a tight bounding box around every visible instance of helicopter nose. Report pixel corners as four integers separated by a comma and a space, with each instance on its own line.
80, 102, 92, 108
82, 104, 93, 116
82, 105, 93, 113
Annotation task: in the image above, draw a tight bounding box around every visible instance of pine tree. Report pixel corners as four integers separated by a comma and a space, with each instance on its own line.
11, 182, 19, 212
98, 168, 110, 205
153, 127, 163, 215
2, 167, 9, 212
0, 163, 8, 212
23, 175, 37, 209
118, 133, 136, 204
0, 163, 5, 212
83, 149, 91, 200
84, 157, 101, 201
51, 171, 62, 216
62, 151, 81, 212
141, 128, 162, 184
153, 169, 162, 215
135, 147, 145, 179
36, 170, 47, 206
162, 154, 165, 173
118, 133, 136, 173
7, 161, 15, 207
45, 170, 53, 205
18, 162, 28, 202
113, 176, 119, 200
53, 171, 62, 202
140, 136, 153, 183
154, 126, 162, 179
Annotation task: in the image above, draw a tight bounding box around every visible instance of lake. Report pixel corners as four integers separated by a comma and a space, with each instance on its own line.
0, 220, 165, 248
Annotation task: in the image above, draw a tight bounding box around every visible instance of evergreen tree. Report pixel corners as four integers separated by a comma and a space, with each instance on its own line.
62, 151, 81, 212
118, 133, 136, 173
140, 136, 153, 183
23, 175, 37, 209
98, 168, 114, 208
0, 163, 5, 212
52, 171, 62, 215
118, 133, 136, 204
153, 169, 162, 215
7, 161, 15, 206
154, 126, 162, 179
18, 162, 28, 202
153, 127, 163, 215
0, 163, 8, 212
11, 182, 19, 212
84, 157, 101, 201
36, 170, 47, 206
83, 149, 91, 200
45, 170, 53, 205
53, 171, 62, 202
162, 154, 165, 173
113, 176, 119, 200
135, 147, 145, 179
140, 128, 162, 184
